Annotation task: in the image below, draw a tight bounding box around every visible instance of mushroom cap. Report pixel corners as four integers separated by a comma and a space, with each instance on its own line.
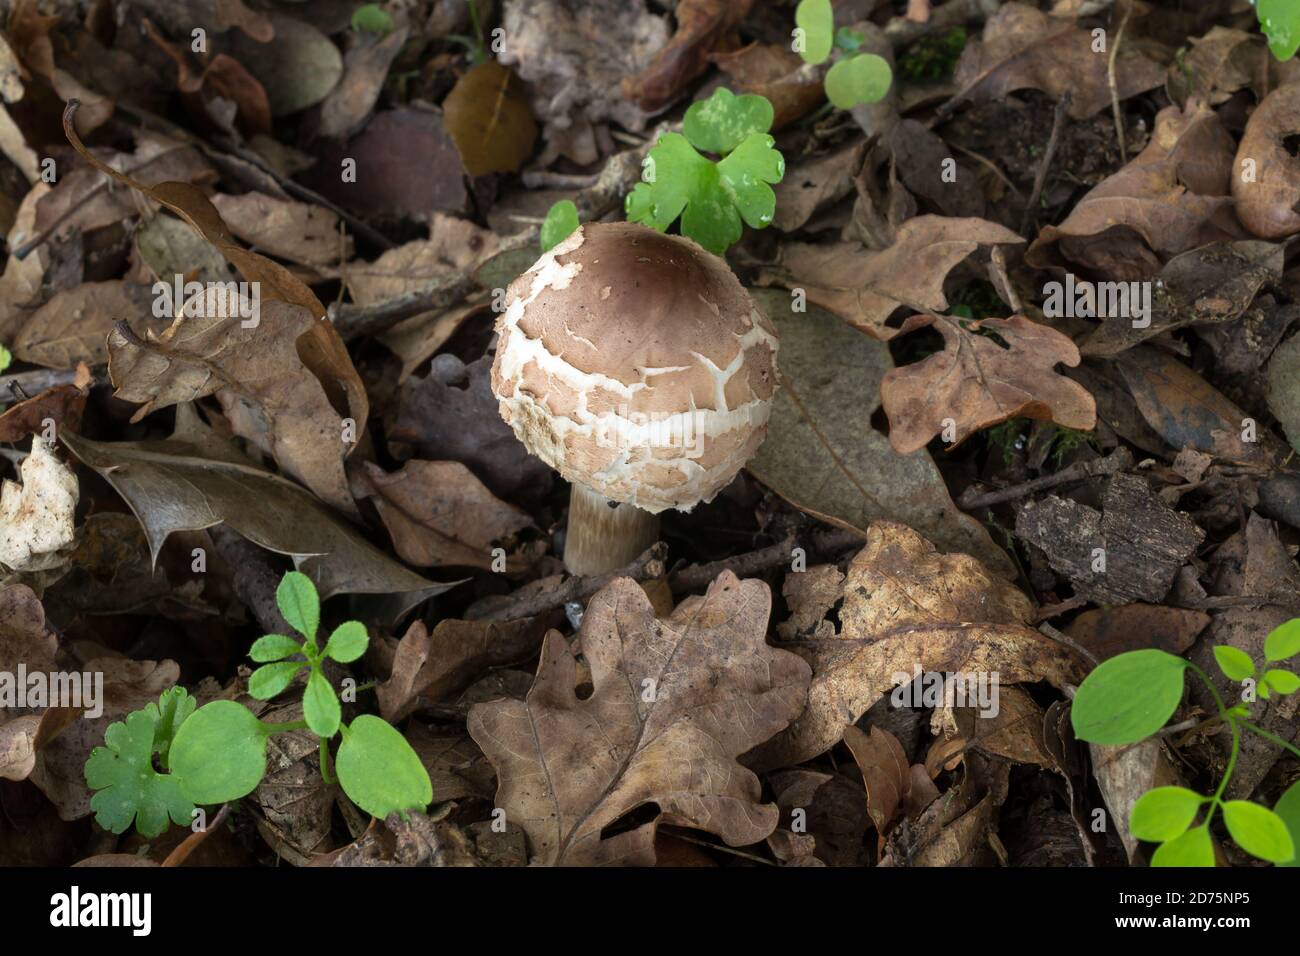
490, 222, 779, 513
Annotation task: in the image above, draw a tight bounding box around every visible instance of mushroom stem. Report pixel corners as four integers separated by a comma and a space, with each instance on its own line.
564, 483, 660, 576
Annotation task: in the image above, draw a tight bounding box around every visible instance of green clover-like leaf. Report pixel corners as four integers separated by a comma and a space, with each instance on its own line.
795, 0, 834, 65
248, 661, 306, 700
684, 87, 774, 155
1265, 668, 1300, 696
717, 132, 785, 229
824, 52, 893, 110
324, 620, 369, 664
1151, 825, 1215, 867
1259, 0, 1300, 61
170, 701, 272, 805
1213, 645, 1256, 682
834, 26, 866, 52
351, 3, 395, 37
336, 715, 433, 819
0, 343, 11, 375
541, 200, 580, 252
276, 571, 319, 642
84, 709, 195, 837
1130, 787, 1205, 843
1070, 649, 1189, 745
1265, 618, 1300, 662
304, 669, 342, 737
250, 633, 302, 663
152, 685, 195, 768
1222, 800, 1296, 864
1275, 780, 1300, 868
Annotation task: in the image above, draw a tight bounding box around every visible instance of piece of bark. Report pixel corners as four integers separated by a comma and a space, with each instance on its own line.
1015, 474, 1205, 603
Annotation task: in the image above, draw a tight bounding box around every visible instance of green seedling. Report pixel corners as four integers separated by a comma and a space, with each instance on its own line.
85, 572, 431, 836
794, 0, 894, 109
350, 3, 395, 37
1071, 618, 1300, 866
897, 28, 968, 82
1257, 0, 1300, 61
0, 343, 11, 374
626, 87, 784, 255
540, 199, 580, 252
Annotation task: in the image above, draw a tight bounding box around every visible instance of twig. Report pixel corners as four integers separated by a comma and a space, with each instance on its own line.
668, 528, 863, 593
949, 143, 1025, 201
1020, 90, 1072, 236
885, 0, 1001, 47
1107, 10, 1130, 163
1038, 621, 1099, 668
1032, 594, 1088, 622
210, 525, 292, 634
467, 543, 669, 622
957, 446, 1133, 510
1, 366, 106, 407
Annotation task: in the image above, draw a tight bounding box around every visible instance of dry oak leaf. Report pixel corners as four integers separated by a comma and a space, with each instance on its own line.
211, 192, 350, 268
0, 436, 78, 572
108, 291, 356, 513
13, 282, 158, 369
748, 522, 1086, 771
468, 572, 811, 866
757, 216, 1023, 340
950, 2, 1164, 120
1233, 83, 1300, 240
880, 313, 1096, 454
1026, 99, 1239, 280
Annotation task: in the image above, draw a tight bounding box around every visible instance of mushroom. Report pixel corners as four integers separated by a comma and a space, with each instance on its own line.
490, 222, 779, 575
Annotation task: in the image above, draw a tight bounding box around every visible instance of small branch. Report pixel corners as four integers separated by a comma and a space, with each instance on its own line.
1038, 621, 1099, 668
958, 446, 1133, 510
1107, 10, 1131, 164
1, 366, 107, 407
885, 0, 1001, 47
210, 525, 292, 634
668, 528, 863, 593
1020, 90, 1072, 236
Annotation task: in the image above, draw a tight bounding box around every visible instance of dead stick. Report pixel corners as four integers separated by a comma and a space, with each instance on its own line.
958, 446, 1133, 510
1020, 90, 1072, 236
1107, 10, 1131, 163
1, 366, 106, 406
668, 528, 863, 593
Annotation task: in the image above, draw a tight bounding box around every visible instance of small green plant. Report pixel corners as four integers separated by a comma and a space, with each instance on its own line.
896, 27, 968, 82
794, 0, 893, 109
1257, 0, 1300, 61
540, 199, 580, 252
85, 572, 431, 837
446, 0, 490, 64
626, 87, 784, 255
350, 3, 396, 37
1071, 619, 1300, 866
0, 343, 11, 374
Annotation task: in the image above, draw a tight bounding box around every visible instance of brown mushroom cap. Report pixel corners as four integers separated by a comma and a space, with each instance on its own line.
490, 222, 779, 513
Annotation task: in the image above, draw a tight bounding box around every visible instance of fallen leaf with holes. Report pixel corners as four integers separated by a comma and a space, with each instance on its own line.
468, 572, 810, 865
1233, 83, 1300, 240
880, 313, 1096, 454
0, 437, 78, 573
748, 522, 1085, 771
757, 216, 1023, 339
950, 2, 1163, 120
442, 61, 538, 177
1027, 99, 1239, 279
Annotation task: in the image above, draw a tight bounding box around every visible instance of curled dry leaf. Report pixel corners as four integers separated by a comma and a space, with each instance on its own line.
108, 292, 357, 513
319, 24, 410, 141
842, 724, 909, 835
0, 437, 78, 573
377, 615, 552, 723
1026, 100, 1239, 280
0, 362, 92, 442
1233, 84, 1300, 240
880, 313, 1097, 454
622, 0, 753, 112
468, 573, 811, 866
758, 216, 1024, 339
58, 409, 453, 610
747, 522, 1085, 771
442, 60, 539, 177
352, 459, 535, 571
211, 193, 351, 268
0, 583, 61, 782
745, 289, 1013, 576
500, 0, 669, 165
950, 2, 1164, 120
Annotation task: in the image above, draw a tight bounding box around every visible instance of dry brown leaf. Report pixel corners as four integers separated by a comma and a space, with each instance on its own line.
880, 313, 1097, 454
0, 437, 78, 573
352, 460, 534, 571
442, 61, 538, 177
843, 724, 909, 834
758, 216, 1023, 339
748, 522, 1085, 770
0, 363, 91, 442
468, 572, 810, 865
1027, 99, 1239, 279
12, 281, 157, 369
622, 0, 753, 112
1233, 84, 1300, 240
107, 291, 357, 512
1166, 27, 1269, 108
211, 192, 350, 268
377, 615, 551, 723
710, 42, 824, 130
951, 2, 1164, 120
1066, 603, 1209, 661
319, 24, 410, 140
